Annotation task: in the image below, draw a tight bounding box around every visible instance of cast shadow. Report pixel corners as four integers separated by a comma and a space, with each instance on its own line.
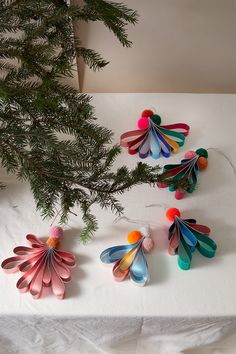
152, 225, 169, 252
93, 223, 135, 244
186, 147, 235, 198
147, 210, 236, 274
40, 253, 89, 300
63, 228, 92, 298
0, 179, 28, 208
146, 225, 170, 285
61, 227, 82, 249
148, 250, 170, 286
49, 227, 92, 299
64, 257, 87, 299
180, 209, 236, 269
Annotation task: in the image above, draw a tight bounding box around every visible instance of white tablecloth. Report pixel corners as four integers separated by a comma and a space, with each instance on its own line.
1, 94, 236, 354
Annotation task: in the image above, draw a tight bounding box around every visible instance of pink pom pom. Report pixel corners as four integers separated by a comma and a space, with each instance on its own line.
157, 182, 168, 188
184, 151, 197, 159
137, 117, 149, 130
143, 237, 154, 253
49, 226, 63, 239
175, 190, 185, 200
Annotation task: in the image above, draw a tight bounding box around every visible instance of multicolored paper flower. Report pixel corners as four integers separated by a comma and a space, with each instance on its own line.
1, 226, 76, 299
157, 148, 208, 199
120, 109, 190, 159
100, 226, 154, 286
166, 208, 217, 270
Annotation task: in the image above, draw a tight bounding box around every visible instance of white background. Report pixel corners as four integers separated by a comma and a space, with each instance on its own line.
1, 94, 236, 353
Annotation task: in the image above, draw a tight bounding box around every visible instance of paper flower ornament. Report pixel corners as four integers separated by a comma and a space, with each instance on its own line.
1, 226, 76, 299
120, 109, 190, 158
166, 208, 217, 270
157, 148, 208, 199
100, 226, 154, 286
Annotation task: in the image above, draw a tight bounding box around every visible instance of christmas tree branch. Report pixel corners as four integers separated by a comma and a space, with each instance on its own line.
0, 0, 176, 241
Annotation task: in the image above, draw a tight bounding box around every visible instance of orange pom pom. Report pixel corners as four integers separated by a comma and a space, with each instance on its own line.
46, 237, 60, 249
127, 230, 142, 244
141, 109, 154, 118
197, 156, 208, 170
166, 208, 181, 222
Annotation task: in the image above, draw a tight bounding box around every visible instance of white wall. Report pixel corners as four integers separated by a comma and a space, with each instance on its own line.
76, 0, 236, 93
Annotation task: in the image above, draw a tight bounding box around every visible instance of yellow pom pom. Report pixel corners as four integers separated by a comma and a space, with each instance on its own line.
197, 156, 208, 170
127, 230, 142, 244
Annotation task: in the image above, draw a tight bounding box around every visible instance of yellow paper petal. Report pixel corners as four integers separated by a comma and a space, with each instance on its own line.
119, 244, 139, 271
159, 132, 179, 153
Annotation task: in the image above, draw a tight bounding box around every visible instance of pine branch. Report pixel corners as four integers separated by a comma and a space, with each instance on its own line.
0, 0, 175, 242
77, 0, 138, 47
76, 47, 109, 70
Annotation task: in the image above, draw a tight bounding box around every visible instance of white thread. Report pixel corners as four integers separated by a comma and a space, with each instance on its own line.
207, 147, 236, 178
113, 215, 148, 226
113, 215, 160, 227
145, 203, 169, 209
149, 106, 157, 114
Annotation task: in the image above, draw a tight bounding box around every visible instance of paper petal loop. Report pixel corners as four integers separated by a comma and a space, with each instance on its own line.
1, 234, 76, 299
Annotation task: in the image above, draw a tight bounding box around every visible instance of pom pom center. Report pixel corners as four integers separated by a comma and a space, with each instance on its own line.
49, 226, 63, 239
127, 230, 142, 244
137, 117, 149, 130
151, 114, 161, 125
166, 208, 181, 222
141, 109, 154, 117
196, 148, 208, 158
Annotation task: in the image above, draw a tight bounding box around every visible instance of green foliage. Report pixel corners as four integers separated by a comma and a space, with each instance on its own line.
0, 0, 171, 241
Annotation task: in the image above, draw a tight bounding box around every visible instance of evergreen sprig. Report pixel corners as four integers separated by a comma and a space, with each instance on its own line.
0, 0, 173, 242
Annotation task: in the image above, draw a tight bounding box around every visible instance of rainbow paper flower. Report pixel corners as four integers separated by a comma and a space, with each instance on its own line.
1, 226, 76, 299
100, 226, 154, 286
166, 208, 217, 270
157, 148, 208, 199
120, 109, 190, 159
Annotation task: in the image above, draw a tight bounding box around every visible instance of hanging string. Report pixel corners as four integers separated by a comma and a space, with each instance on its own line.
50, 209, 62, 227
145, 202, 169, 209
113, 215, 148, 225
50, 208, 77, 227
113, 215, 161, 227
149, 106, 157, 114
114, 148, 235, 226
207, 147, 236, 178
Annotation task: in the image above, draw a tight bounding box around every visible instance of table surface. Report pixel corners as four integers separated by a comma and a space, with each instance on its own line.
1, 93, 236, 318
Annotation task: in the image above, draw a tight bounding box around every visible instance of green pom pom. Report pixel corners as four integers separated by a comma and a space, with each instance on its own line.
151, 114, 161, 125
196, 148, 208, 158
187, 185, 195, 193
169, 184, 176, 192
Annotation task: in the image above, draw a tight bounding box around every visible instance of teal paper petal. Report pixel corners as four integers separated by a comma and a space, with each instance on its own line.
100, 243, 138, 264
178, 238, 192, 270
